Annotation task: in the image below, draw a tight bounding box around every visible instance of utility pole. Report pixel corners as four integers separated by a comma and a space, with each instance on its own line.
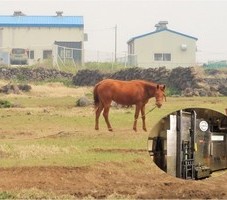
114, 24, 117, 62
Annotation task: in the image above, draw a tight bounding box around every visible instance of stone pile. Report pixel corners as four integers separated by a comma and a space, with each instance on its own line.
0, 83, 32, 94
72, 69, 106, 86
204, 77, 227, 96
0, 66, 226, 97
167, 67, 211, 96
72, 67, 227, 97
0, 67, 73, 81
109, 67, 170, 84
72, 67, 171, 86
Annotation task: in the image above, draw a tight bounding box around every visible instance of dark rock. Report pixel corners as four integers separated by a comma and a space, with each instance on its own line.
76, 96, 92, 107
72, 69, 105, 86
18, 84, 32, 92
0, 83, 31, 94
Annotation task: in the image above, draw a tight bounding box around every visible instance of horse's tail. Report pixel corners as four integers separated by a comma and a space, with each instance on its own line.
93, 83, 100, 109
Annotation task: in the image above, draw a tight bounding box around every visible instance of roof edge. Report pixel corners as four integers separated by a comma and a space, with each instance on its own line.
0, 24, 84, 28
0, 15, 84, 27
127, 28, 198, 43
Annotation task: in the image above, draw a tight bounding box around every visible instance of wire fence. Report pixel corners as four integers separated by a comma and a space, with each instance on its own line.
0, 45, 137, 71
1, 45, 226, 71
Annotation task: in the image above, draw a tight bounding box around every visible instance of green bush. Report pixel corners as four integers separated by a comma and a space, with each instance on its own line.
0, 191, 15, 199
0, 100, 13, 108
165, 87, 181, 96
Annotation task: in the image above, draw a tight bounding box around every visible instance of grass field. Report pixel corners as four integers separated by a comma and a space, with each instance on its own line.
0, 81, 227, 199
0, 81, 226, 169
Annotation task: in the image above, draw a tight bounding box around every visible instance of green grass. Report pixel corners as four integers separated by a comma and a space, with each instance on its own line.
0, 96, 76, 108
0, 100, 13, 108
0, 131, 146, 167
0, 91, 226, 168
0, 89, 226, 199
85, 62, 126, 73
0, 189, 74, 200
0, 191, 15, 199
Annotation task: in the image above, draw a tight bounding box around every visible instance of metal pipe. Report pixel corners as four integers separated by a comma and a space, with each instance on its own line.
190, 110, 196, 179
191, 110, 197, 155
176, 110, 182, 178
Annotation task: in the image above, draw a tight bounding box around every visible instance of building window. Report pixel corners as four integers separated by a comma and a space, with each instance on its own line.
65, 49, 73, 58
59, 48, 73, 59
43, 50, 52, 59
29, 50, 34, 59
154, 53, 162, 61
154, 53, 171, 61
163, 53, 171, 61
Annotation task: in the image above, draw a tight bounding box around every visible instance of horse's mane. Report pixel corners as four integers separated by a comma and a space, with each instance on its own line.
141, 80, 159, 98
136, 80, 157, 88
132, 79, 156, 84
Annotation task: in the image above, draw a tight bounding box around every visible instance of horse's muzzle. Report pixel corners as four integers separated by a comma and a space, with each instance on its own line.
156, 103, 162, 108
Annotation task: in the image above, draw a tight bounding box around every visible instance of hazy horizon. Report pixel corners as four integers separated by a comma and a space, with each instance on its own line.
0, 0, 227, 63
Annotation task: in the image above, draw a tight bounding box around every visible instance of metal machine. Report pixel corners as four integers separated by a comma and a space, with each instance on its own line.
148, 108, 227, 180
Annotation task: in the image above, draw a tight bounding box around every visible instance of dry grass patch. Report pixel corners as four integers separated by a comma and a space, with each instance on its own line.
30, 83, 92, 98
0, 144, 79, 160
15, 188, 75, 199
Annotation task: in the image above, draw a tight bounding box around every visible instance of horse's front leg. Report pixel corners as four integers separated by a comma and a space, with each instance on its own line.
133, 104, 141, 132
141, 105, 147, 131
103, 105, 113, 131
95, 104, 104, 130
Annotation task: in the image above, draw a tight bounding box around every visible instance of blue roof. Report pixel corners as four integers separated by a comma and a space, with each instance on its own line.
0, 15, 84, 28
128, 28, 198, 43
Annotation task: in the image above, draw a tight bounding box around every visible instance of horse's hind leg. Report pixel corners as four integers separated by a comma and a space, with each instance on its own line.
133, 104, 141, 132
95, 104, 104, 130
103, 105, 113, 131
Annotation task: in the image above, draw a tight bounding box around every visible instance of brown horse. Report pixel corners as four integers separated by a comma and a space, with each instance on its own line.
93, 79, 166, 132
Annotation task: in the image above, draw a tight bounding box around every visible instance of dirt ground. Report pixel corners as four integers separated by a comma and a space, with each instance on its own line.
0, 82, 226, 199
0, 160, 226, 199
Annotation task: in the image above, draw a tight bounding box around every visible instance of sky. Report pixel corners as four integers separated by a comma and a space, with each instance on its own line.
0, 0, 227, 63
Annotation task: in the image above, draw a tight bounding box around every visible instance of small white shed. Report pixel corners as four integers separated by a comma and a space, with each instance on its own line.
127, 21, 198, 68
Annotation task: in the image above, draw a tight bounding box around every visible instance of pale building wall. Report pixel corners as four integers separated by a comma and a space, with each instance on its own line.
1, 27, 84, 65
2, 27, 84, 47
133, 31, 197, 68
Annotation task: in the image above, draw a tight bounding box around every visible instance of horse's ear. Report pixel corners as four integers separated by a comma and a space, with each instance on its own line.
157, 84, 165, 90
163, 85, 166, 90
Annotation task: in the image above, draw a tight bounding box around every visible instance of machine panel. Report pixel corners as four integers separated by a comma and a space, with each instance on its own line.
148, 108, 227, 180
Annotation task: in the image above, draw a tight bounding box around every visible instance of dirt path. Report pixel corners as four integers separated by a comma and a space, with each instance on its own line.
0, 161, 226, 199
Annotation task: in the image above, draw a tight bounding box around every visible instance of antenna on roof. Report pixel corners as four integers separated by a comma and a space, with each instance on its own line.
56, 11, 63, 16
13, 11, 26, 16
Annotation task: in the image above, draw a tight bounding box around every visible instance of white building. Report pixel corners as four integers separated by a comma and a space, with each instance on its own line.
127, 21, 198, 68
0, 11, 85, 66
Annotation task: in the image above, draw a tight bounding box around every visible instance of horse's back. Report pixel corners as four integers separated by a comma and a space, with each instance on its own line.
96, 79, 150, 105
97, 79, 144, 92
98, 79, 149, 87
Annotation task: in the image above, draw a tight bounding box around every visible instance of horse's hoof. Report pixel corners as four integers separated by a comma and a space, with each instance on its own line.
133, 128, 137, 132
143, 128, 147, 132
108, 128, 113, 132
95, 127, 99, 130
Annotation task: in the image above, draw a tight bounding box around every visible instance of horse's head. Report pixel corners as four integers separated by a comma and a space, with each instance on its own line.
155, 84, 166, 108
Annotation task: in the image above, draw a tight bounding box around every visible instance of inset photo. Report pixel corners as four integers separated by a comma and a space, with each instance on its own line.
148, 108, 227, 180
